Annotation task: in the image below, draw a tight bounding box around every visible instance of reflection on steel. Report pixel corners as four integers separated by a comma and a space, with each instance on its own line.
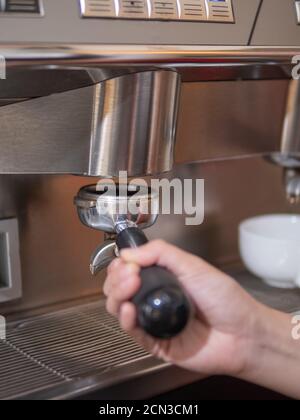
75, 182, 159, 272
0, 70, 180, 176
281, 80, 300, 161
75, 183, 158, 233
1, 45, 299, 70
269, 80, 300, 202
284, 169, 300, 204
0, 45, 298, 102
90, 240, 117, 275
87, 70, 181, 177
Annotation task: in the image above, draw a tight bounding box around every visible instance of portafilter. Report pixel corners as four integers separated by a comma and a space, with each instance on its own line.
74, 182, 192, 339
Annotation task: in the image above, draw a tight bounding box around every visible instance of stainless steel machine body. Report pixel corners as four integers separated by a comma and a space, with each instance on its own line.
269, 80, 300, 201
0, 0, 300, 399
0, 70, 180, 176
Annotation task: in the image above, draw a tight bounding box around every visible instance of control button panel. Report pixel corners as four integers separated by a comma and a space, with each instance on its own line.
0, 0, 42, 15
80, 0, 234, 22
296, 1, 300, 24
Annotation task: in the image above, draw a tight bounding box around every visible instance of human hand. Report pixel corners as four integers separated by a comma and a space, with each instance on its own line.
104, 240, 264, 376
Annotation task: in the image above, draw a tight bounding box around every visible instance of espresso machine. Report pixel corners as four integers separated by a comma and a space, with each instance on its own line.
0, 0, 300, 399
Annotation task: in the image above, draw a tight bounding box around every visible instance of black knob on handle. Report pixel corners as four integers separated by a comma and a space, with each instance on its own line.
116, 227, 191, 339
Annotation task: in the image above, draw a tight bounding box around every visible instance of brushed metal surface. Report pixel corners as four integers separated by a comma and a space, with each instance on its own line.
88, 71, 181, 177
2, 44, 299, 70
0, 175, 104, 315
0, 79, 288, 175
268, 80, 300, 201
149, 157, 300, 268
175, 80, 288, 163
0, 85, 93, 174
281, 80, 300, 159
0, 44, 298, 103
251, 0, 300, 46
0, 68, 125, 99
0, 71, 180, 176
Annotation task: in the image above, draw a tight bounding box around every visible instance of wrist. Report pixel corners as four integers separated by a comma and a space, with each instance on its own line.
237, 304, 300, 398
239, 304, 279, 375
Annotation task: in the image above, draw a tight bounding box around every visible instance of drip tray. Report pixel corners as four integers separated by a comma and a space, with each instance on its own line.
2, 269, 297, 400
0, 301, 158, 400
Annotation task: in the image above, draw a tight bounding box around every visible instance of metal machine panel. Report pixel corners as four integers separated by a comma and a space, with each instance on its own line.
251, 0, 300, 46
0, 0, 260, 45
80, 0, 234, 22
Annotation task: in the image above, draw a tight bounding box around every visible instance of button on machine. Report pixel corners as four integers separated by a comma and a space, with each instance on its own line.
206, 0, 234, 23
150, 0, 178, 20
180, 0, 206, 21
79, 0, 117, 18
80, 0, 234, 22
0, 0, 42, 15
119, 0, 148, 19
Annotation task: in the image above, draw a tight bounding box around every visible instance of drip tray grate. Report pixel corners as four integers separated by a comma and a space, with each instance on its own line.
0, 301, 150, 399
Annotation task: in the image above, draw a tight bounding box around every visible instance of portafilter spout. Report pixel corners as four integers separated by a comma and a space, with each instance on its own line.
74, 182, 192, 339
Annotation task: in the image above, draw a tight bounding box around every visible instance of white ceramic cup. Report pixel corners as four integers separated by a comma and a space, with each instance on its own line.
239, 214, 300, 288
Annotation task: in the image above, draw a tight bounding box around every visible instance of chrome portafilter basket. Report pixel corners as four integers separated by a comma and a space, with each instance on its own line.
74, 183, 159, 273
75, 183, 158, 233
74, 182, 191, 339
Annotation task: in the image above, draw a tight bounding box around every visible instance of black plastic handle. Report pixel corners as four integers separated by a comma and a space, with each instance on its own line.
116, 227, 191, 339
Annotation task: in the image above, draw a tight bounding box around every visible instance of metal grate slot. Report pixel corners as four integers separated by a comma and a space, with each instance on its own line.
0, 301, 150, 399
3, 0, 41, 13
